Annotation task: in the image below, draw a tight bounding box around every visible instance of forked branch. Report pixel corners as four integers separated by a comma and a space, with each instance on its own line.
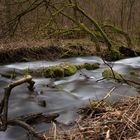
0, 75, 35, 130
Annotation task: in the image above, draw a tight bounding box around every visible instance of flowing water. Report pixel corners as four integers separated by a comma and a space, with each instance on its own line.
0, 56, 140, 140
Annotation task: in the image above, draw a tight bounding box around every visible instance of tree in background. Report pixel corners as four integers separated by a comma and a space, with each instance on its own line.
0, 0, 139, 49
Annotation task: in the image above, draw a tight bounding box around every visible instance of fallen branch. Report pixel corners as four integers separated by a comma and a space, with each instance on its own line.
7, 119, 44, 140
0, 75, 35, 130
0, 75, 60, 139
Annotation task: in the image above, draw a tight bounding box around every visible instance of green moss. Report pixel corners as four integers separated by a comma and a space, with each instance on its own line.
42, 67, 52, 78
102, 69, 122, 80
75, 64, 84, 70
84, 63, 100, 70
62, 63, 77, 76
90, 100, 100, 108
42, 63, 78, 78
42, 62, 100, 78
76, 63, 100, 70
110, 49, 124, 60
105, 48, 124, 61
53, 66, 64, 78
43, 66, 64, 78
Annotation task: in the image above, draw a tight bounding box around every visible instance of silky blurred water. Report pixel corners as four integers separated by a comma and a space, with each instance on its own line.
0, 56, 139, 140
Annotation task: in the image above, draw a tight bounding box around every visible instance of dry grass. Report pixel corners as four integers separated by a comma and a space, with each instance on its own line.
44, 96, 140, 140
0, 39, 95, 51
0, 38, 139, 64
0, 39, 96, 64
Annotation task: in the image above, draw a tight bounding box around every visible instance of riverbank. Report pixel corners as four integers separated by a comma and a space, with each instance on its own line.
0, 39, 96, 64
45, 96, 140, 140
0, 39, 139, 64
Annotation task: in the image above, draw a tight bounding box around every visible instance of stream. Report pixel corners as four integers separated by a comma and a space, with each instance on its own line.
0, 56, 140, 140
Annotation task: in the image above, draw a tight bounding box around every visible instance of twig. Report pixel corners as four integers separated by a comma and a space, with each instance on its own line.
53, 122, 57, 140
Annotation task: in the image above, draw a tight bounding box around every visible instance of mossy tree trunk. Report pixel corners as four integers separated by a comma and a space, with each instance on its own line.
2, 0, 132, 54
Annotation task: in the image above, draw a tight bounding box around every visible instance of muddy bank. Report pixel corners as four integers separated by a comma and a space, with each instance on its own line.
0, 39, 139, 64
0, 39, 95, 64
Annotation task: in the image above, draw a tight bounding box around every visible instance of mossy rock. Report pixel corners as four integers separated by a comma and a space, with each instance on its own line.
62, 63, 77, 76
75, 64, 84, 70
102, 69, 122, 80
84, 63, 100, 70
76, 63, 100, 70
42, 62, 100, 78
43, 66, 64, 78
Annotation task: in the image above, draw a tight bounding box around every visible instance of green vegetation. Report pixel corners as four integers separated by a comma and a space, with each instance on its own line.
104, 48, 124, 61
76, 63, 100, 70
110, 49, 124, 60
84, 63, 100, 70
42, 66, 64, 78
102, 69, 122, 80
75, 64, 84, 70
42, 62, 100, 78
90, 100, 100, 108
62, 63, 77, 77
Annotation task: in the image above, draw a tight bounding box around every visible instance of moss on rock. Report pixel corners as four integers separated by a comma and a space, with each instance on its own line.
42, 62, 100, 78
43, 66, 64, 78
102, 69, 122, 80
62, 63, 77, 76
75, 64, 84, 70
84, 63, 100, 70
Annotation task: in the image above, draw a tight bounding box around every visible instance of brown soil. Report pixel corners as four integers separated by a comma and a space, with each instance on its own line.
0, 39, 97, 64
0, 38, 139, 64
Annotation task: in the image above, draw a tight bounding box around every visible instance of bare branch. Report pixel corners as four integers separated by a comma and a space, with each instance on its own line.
0, 75, 35, 130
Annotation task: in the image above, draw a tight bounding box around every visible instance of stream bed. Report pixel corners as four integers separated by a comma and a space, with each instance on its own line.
0, 56, 140, 140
